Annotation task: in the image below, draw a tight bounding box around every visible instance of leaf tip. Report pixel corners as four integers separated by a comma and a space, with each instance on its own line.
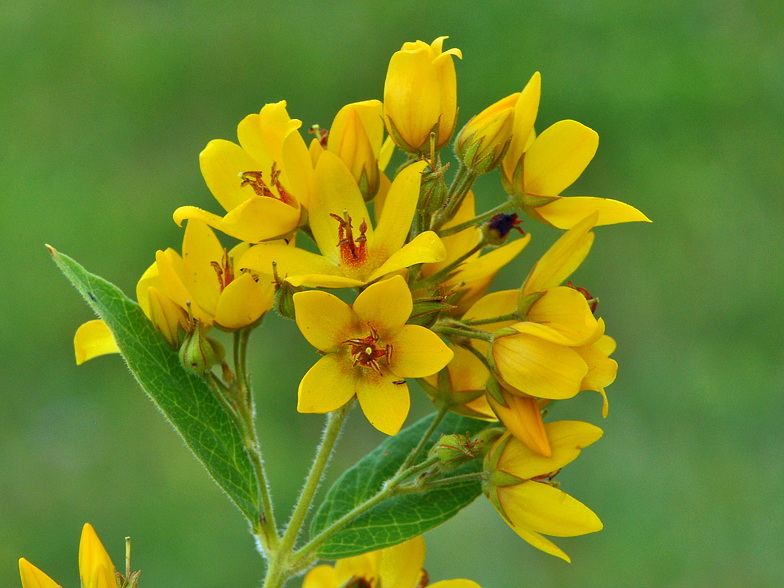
45, 243, 57, 258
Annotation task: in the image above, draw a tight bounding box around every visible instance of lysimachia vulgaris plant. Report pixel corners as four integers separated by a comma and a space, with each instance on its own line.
38, 35, 649, 588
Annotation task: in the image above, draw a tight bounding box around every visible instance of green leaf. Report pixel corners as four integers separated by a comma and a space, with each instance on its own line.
310, 412, 491, 559
49, 247, 261, 524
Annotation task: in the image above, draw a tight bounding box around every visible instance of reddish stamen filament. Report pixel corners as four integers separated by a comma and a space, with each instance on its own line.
344, 325, 392, 375
239, 162, 297, 208
567, 281, 599, 314
330, 212, 368, 267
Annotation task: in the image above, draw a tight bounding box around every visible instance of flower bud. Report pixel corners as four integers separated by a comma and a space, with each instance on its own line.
454, 95, 516, 174
428, 433, 484, 472
178, 320, 225, 375
384, 37, 462, 153
408, 296, 453, 328
328, 102, 383, 201
481, 212, 524, 246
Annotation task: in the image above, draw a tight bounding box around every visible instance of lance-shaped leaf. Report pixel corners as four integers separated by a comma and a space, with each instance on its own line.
49, 247, 261, 524
310, 412, 491, 559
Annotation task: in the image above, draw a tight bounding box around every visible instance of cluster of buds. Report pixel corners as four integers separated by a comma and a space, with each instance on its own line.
70, 34, 649, 574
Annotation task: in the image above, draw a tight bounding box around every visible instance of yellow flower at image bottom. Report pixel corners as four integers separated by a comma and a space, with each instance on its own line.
20, 523, 116, 588
303, 536, 481, 588
293, 275, 453, 435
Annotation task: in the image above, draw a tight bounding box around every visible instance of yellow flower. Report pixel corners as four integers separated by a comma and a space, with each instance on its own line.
302, 535, 481, 588
383, 36, 462, 153
293, 275, 453, 435
419, 191, 530, 315
20, 523, 117, 588
454, 94, 516, 174
327, 100, 385, 201
499, 93, 650, 228
484, 423, 603, 562
174, 101, 314, 242
74, 220, 275, 364
240, 152, 446, 289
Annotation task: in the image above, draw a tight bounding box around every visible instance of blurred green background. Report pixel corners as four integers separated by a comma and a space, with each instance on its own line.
3, 1, 783, 586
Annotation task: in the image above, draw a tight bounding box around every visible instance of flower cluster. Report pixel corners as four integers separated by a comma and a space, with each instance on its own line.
68, 35, 648, 583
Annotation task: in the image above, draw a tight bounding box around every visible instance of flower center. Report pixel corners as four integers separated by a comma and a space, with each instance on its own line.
239, 162, 297, 208
344, 326, 391, 374
331, 211, 368, 268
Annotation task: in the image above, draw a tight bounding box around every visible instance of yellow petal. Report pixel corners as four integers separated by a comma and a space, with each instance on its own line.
492, 332, 588, 400
236, 113, 275, 171
329, 100, 384, 158
353, 275, 413, 334
135, 259, 163, 318
445, 344, 489, 394
523, 212, 597, 294
373, 171, 392, 225
74, 320, 119, 365
79, 523, 116, 588
372, 160, 427, 259
524, 120, 599, 196
596, 334, 616, 356
502, 71, 541, 187
534, 196, 651, 229
356, 367, 411, 435
155, 249, 210, 323
282, 126, 314, 210
527, 286, 599, 342
172, 205, 227, 234
334, 551, 381, 586
463, 290, 518, 323
309, 151, 374, 265
239, 242, 340, 282
182, 219, 224, 316
294, 290, 362, 352
288, 274, 366, 289
493, 516, 572, 562
388, 325, 453, 378
301, 565, 336, 588
501, 481, 602, 536
214, 272, 270, 330
379, 536, 426, 588
488, 390, 551, 457
199, 139, 263, 211
366, 231, 446, 283
147, 286, 189, 346
256, 101, 302, 164
19, 559, 62, 588
498, 421, 603, 478
298, 354, 357, 413
221, 195, 301, 243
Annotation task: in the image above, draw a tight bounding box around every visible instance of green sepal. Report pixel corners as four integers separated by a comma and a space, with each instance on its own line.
518, 290, 545, 317
48, 247, 261, 524
485, 376, 507, 407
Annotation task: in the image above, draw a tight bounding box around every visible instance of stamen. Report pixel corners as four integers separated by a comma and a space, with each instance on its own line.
330, 211, 368, 267
344, 326, 392, 375
239, 163, 297, 208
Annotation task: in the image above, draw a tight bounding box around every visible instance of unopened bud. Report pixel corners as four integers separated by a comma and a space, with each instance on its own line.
271, 261, 301, 320
454, 96, 516, 174
409, 296, 454, 328
428, 433, 484, 472
481, 212, 524, 246
179, 321, 225, 375
418, 154, 449, 215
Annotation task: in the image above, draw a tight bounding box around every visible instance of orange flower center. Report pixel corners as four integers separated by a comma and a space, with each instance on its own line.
239, 162, 297, 208
331, 212, 368, 268
344, 325, 391, 374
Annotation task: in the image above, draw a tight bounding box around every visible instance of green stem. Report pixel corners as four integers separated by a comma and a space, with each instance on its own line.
278, 401, 354, 557
457, 341, 495, 373
431, 165, 478, 232
432, 325, 494, 342
411, 470, 488, 489
461, 311, 522, 326
409, 240, 486, 291
438, 199, 517, 238
232, 327, 279, 553
396, 402, 450, 476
